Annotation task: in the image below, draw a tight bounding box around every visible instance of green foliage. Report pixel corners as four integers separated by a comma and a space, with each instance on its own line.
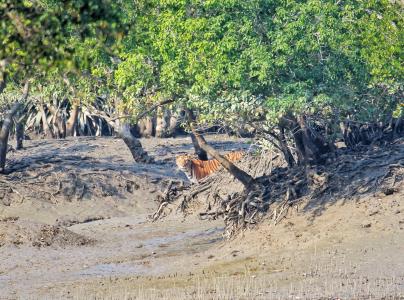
114, 0, 403, 126
0, 0, 127, 104
2, 0, 403, 129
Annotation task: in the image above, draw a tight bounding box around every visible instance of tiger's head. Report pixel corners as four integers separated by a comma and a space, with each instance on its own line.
175, 154, 194, 169
175, 154, 194, 170
175, 154, 197, 183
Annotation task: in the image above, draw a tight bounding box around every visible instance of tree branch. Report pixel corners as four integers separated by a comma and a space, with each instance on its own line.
0, 80, 30, 172
134, 98, 175, 121
91, 98, 176, 125
0, 59, 8, 95
185, 109, 254, 187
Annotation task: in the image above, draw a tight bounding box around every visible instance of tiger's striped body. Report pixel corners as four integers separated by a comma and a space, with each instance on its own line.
176, 151, 244, 183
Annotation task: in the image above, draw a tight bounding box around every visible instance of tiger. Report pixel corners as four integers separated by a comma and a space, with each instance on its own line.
175, 151, 244, 183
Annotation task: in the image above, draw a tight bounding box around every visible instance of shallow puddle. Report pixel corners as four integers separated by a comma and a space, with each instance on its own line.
78, 262, 148, 277
78, 226, 224, 278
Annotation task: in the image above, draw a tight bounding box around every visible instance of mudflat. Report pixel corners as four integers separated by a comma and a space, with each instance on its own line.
1, 136, 403, 299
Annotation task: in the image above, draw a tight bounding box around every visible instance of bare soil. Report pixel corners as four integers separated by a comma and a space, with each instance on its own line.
0, 135, 403, 299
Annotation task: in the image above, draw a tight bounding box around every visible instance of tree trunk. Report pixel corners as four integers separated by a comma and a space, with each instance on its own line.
155, 107, 167, 138
282, 114, 332, 165
89, 98, 175, 163
54, 111, 66, 139
189, 132, 209, 160
137, 119, 146, 137
0, 59, 7, 95
0, 81, 30, 172
185, 109, 208, 160
394, 116, 403, 139
184, 107, 252, 186
250, 123, 296, 168
39, 104, 55, 139
295, 115, 334, 164
119, 123, 153, 163
0, 102, 22, 172
59, 117, 67, 138
296, 115, 322, 164
48, 106, 66, 139
191, 128, 254, 187
15, 111, 24, 150
290, 123, 306, 164
66, 103, 79, 136
168, 112, 178, 137
278, 127, 296, 167
144, 116, 154, 137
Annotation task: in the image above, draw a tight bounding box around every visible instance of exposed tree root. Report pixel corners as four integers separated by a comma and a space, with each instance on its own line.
0, 158, 151, 205
150, 179, 190, 221
214, 169, 308, 238
156, 142, 404, 238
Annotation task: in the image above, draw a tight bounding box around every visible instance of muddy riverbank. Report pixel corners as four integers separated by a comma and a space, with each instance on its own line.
0, 136, 403, 299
